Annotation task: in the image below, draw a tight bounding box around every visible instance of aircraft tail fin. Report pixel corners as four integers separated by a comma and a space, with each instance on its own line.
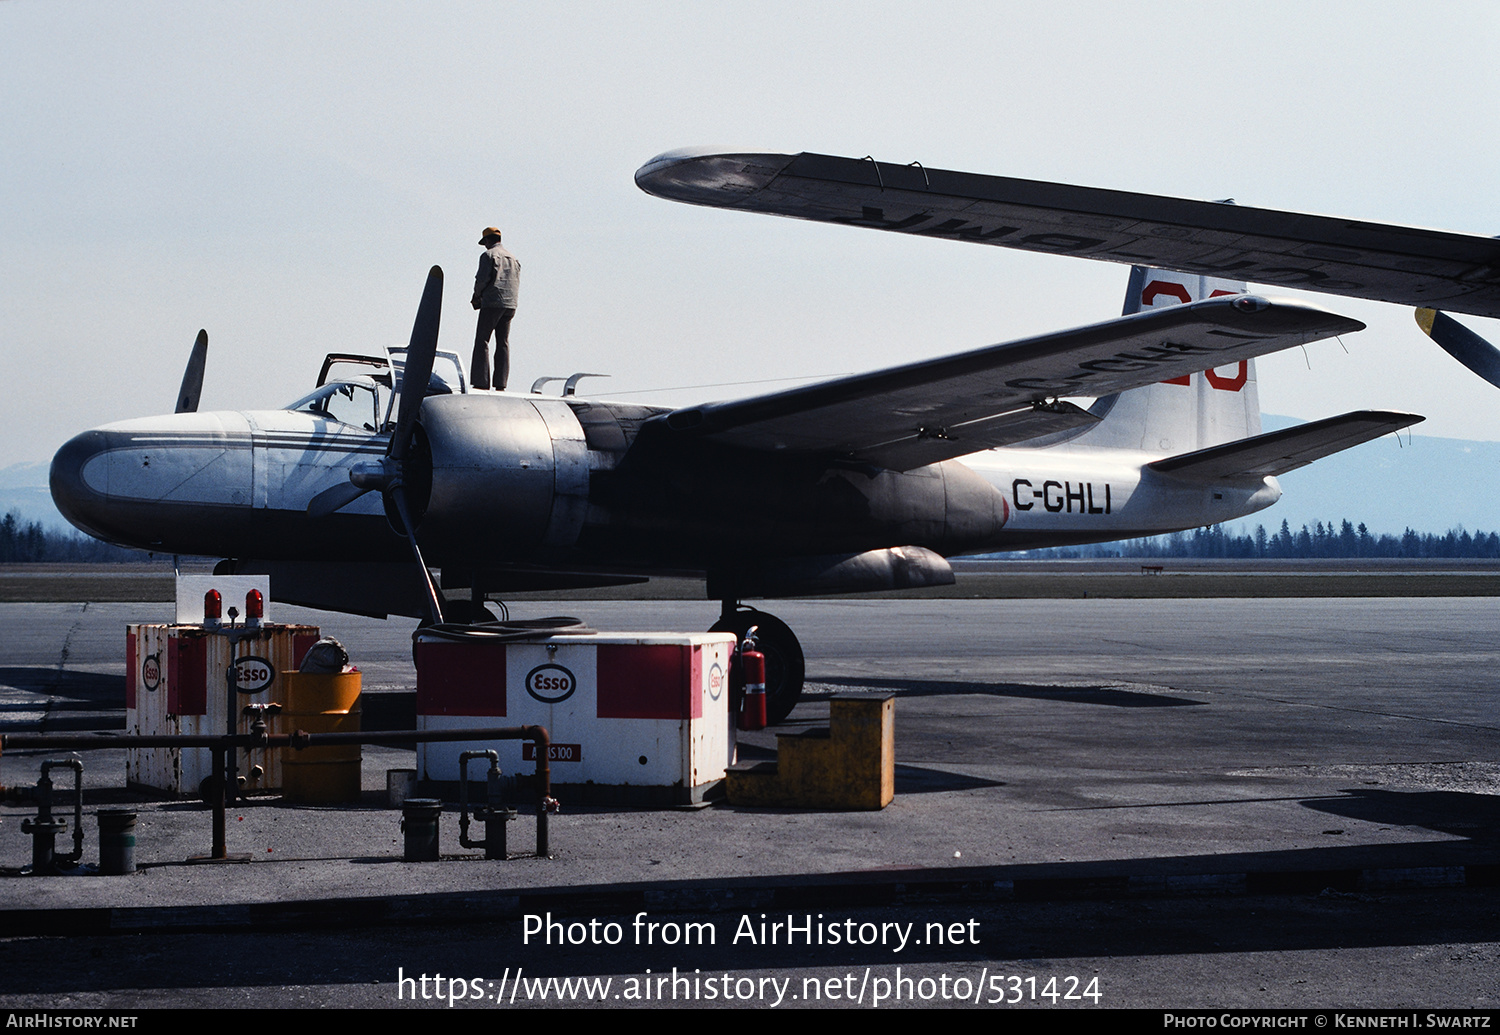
1064, 266, 1261, 454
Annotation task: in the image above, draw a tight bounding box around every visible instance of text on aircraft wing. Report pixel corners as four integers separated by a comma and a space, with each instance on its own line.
636, 150, 1500, 320
1148, 410, 1423, 481
660, 295, 1363, 470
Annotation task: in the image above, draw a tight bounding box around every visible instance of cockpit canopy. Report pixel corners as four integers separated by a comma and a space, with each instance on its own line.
284, 347, 467, 430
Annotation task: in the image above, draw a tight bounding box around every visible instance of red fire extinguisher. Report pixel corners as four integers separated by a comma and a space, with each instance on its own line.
738, 626, 766, 731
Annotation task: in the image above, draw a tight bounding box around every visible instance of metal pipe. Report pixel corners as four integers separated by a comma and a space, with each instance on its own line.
45, 758, 85, 866
532, 726, 553, 857
20, 757, 83, 873
3, 726, 554, 858
217, 625, 264, 808
457, 750, 494, 849
458, 750, 513, 860
210, 746, 227, 860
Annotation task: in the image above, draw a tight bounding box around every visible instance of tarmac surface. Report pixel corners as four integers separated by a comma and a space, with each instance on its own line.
0, 595, 1496, 1009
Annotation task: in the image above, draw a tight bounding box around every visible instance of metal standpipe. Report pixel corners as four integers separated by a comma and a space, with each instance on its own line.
458, 750, 517, 860
1, 725, 555, 863
216, 621, 269, 809
19, 758, 85, 875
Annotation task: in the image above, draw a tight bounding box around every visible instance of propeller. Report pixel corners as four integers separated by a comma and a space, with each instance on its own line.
1415, 308, 1500, 390
307, 266, 446, 622
175, 330, 208, 413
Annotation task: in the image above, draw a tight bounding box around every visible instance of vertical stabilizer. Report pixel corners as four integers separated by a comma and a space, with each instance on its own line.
1065, 267, 1261, 454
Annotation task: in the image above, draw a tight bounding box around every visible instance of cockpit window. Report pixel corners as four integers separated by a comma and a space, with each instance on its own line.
288, 349, 465, 430
287, 381, 382, 431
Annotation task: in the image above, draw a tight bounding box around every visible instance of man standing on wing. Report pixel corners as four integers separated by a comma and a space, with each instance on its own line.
471, 227, 520, 390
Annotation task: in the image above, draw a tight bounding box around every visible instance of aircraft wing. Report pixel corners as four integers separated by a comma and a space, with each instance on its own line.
1148, 410, 1423, 481
637, 149, 1500, 320
660, 296, 1363, 470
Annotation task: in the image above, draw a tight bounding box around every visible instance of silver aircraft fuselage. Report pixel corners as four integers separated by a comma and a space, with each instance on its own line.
50, 387, 1279, 578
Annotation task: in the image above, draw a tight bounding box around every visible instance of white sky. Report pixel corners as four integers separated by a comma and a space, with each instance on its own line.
5, 1, 1500, 467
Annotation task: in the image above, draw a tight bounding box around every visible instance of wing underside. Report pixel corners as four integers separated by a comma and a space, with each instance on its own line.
636, 149, 1500, 320
659, 295, 1363, 469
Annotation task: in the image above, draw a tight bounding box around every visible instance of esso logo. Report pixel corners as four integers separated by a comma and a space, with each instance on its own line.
141, 654, 161, 692
707, 662, 725, 701
233, 656, 275, 694
525, 663, 576, 703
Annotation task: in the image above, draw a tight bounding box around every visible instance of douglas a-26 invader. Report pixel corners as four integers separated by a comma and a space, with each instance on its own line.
57, 148, 1500, 722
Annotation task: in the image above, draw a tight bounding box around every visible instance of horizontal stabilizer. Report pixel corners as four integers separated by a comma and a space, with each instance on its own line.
660, 295, 1361, 470
637, 149, 1500, 320
1148, 410, 1424, 481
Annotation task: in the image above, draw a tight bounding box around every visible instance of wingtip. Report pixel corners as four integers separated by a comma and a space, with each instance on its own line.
635, 146, 744, 180
1414, 307, 1438, 336
635, 149, 797, 202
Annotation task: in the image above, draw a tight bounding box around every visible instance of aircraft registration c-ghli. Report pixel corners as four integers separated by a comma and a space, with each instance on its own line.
61, 146, 1500, 723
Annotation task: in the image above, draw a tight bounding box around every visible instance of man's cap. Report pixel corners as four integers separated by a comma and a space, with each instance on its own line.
479, 227, 502, 244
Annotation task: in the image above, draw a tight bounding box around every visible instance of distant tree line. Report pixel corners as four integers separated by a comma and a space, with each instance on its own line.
0, 511, 152, 563
1013, 520, 1500, 560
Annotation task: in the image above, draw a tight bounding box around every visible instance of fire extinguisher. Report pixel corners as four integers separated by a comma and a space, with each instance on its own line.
738, 626, 766, 731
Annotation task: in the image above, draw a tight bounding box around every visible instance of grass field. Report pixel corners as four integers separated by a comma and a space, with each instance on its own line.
4, 560, 1499, 602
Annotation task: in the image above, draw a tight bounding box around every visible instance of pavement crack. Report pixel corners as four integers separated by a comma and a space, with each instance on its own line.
44, 602, 89, 733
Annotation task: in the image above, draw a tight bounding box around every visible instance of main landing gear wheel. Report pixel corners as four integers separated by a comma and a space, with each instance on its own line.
711, 606, 805, 725
436, 598, 483, 626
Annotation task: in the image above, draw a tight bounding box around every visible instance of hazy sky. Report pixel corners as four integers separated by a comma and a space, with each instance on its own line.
5, 2, 1500, 468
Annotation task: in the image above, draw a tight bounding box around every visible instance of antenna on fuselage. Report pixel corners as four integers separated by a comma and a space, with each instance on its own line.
564, 373, 609, 396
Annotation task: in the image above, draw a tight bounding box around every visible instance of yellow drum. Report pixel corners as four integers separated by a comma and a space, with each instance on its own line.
280, 672, 362, 803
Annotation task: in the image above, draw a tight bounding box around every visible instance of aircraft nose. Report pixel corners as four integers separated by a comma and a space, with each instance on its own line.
50, 411, 258, 554
49, 428, 116, 542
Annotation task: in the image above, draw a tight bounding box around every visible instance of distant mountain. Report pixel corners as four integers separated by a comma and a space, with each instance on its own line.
3, 417, 1495, 540
1259, 416, 1499, 536
0, 460, 67, 531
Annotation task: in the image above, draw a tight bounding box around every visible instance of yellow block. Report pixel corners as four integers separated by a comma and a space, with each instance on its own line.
726, 695, 893, 809
281, 671, 362, 804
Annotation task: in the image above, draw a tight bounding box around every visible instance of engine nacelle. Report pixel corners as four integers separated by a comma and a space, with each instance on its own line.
707, 545, 955, 600
415, 394, 589, 558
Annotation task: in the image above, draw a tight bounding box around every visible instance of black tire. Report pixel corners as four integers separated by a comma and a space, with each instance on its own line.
437, 599, 486, 626
711, 607, 805, 725
198, 774, 224, 806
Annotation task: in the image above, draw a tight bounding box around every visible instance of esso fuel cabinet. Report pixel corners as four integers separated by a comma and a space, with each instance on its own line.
414, 630, 737, 805
125, 575, 320, 797
126, 621, 320, 796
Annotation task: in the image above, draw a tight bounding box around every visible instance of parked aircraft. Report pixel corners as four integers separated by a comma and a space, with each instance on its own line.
61, 147, 1488, 723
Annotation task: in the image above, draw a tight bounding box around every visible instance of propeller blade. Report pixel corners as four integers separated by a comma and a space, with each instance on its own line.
174, 330, 209, 413
1415, 308, 1500, 390
306, 480, 371, 519
351, 266, 445, 622
390, 486, 444, 623
391, 266, 443, 465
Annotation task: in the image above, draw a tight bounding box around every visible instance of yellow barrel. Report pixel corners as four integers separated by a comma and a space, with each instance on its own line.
280, 672, 362, 803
